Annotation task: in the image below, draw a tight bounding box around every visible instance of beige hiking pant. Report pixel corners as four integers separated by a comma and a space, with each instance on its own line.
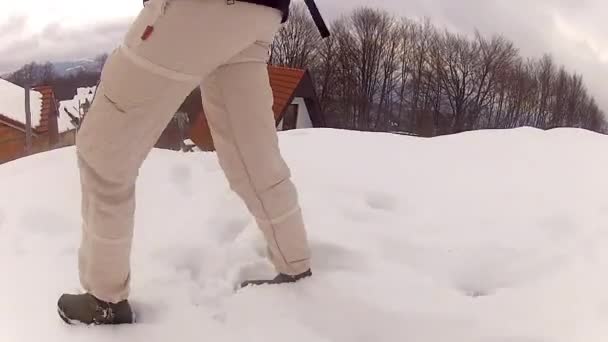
75, 0, 311, 303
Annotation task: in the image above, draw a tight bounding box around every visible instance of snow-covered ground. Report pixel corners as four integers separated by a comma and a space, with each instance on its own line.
1, 127, 608, 342
0, 78, 42, 127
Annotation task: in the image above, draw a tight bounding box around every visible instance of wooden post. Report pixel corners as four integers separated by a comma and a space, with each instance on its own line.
24, 86, 33, 154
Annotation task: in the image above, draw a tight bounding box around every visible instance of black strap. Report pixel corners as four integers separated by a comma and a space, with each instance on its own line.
143, 0, 330, 38
303, 0, 330, 38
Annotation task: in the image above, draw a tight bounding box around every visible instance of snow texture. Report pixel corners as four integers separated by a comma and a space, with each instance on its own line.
1, 127, 608, 341
0, 78, 43, 128
57, 86, 97, 133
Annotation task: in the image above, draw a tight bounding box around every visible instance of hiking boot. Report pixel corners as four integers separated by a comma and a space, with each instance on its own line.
240, 269, 312, 289
57, 293, 135, 325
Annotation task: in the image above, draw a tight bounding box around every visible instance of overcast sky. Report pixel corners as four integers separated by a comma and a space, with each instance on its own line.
1, 0, 606, 111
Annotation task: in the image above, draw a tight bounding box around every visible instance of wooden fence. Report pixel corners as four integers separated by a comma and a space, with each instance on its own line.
0, 130, 76, 164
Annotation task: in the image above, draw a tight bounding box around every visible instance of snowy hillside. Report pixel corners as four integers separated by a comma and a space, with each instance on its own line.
1, 127, 608, 341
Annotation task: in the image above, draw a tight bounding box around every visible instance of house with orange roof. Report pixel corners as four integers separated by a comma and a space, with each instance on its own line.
1, 65, 325, 160
186, 65, 325, 151
0, 80, 67, 163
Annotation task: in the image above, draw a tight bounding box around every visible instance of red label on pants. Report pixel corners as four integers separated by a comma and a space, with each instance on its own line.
141, 25, 154, 40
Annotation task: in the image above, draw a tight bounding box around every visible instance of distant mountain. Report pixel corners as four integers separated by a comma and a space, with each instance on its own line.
52, 58, 102, 77
0, 57, 103, 102
0, 57, 103, 81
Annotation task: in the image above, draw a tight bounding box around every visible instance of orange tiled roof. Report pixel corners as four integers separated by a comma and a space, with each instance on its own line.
268, 66, 305, 119
190, 65, 307, 151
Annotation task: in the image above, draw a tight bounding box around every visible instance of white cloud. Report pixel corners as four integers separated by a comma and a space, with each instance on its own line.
0, 0, 139, 72
318, 0, 608, 113
0, 0, 140, 31
0, 0, 606, 112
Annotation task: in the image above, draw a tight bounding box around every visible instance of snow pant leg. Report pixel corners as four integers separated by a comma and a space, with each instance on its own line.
75, 49, 197, 303
201, 43, 311, 276
74, 0, 290, 302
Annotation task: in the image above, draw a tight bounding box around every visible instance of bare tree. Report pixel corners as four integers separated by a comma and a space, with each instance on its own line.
6, 62, 56, 87
346, 8, 395, 129
270, 1, 321, 68
469, 33, 517, 129
393, 19, 414, 129
373, 21, 400, 131
273, 5, 607, 135
532, 54, 556, 127
433, 31, 481, 132
310, 34, 339, 121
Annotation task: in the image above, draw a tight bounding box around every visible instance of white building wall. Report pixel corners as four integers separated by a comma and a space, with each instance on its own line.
293, 97, 313, 129
277, 97, 313, 130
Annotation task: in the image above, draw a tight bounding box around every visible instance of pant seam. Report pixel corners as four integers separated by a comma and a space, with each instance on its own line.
82, 228, 133, 245
254, 204, 300, 225
119, 44, 200, 83
216, 70, 295, 274
289, 258, 309, 264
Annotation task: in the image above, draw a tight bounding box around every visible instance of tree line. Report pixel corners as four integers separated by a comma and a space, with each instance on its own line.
271, 3, 607, 135
3, 4, 605, 137
2, 55, 106, 101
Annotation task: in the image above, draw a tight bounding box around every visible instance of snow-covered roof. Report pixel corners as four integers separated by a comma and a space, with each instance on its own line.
0, 79, 43, 129
58, 86, 97, 133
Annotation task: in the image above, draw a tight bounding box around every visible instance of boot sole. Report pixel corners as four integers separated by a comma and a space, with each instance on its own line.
57, 307, 77, 325
57, 306, 136, 325
239, 271, 312, 289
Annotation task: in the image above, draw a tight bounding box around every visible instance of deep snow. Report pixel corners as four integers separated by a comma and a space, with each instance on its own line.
1, 127, 608, 342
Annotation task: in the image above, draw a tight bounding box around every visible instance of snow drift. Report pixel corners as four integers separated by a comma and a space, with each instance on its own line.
1, 127, 607, 342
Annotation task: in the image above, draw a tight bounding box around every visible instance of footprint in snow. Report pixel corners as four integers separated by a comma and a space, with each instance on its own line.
231, 240, 370, 284
309, 240, 369, 273
365, 191, 399, 212
217, 216, 251, 244
298, 287, 481, 342
173, 248, 205, 282
170, 164, 193, 196
18, 209, 73, 236
460, 287, 492, 298
128, 300, 169, 324
365, 192, 397, 211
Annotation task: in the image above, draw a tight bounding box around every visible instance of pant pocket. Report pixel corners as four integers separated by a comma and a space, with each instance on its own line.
99, 47, 170, 113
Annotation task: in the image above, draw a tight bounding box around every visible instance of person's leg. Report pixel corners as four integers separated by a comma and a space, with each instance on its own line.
201, 42, 311, 282
59, 0, 292, 325
58, 46, 197, 325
